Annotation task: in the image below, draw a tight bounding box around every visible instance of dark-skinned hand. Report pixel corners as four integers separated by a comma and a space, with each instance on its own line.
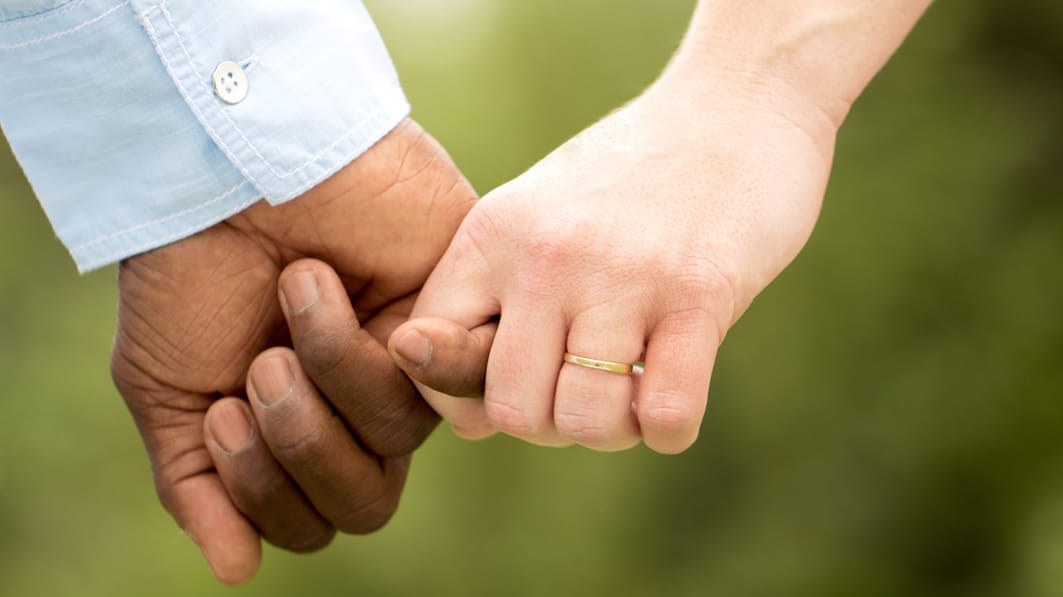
109, 119, 476, 585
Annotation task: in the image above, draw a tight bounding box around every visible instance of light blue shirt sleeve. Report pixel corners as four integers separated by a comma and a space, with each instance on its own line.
0, 0, 410, 272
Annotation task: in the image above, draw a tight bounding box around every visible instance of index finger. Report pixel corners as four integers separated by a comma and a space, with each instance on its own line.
278, 259, 439, 457
395, 225, 501, 439
389, 317, 497, 399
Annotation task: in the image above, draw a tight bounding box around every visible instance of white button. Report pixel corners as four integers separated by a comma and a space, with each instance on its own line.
212, 61, 249, 105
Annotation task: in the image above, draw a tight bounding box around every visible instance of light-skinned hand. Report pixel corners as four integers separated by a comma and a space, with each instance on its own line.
388, 74, 836, 454
386, 0, 933, 455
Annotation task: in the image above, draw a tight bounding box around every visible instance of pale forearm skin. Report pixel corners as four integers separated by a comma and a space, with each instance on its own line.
624, 0, 934, 308
663, 0, 934, 138
397, 0, 939, 454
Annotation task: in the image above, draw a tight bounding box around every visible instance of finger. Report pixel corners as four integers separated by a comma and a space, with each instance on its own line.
402, 226, 502, 439
482, 296, 570, 447
247, 348, 409, 534
362, 293, 418, 347
204, 398, 336, 553
164, 473, 263, 586
555, 305, 644, 451
278, 259, 437, 457
389, 317, 496, 398
111, 370, 261, 586
637, 309, 719, 454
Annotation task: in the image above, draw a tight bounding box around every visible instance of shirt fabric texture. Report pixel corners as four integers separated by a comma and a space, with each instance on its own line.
0, 0, 409, 272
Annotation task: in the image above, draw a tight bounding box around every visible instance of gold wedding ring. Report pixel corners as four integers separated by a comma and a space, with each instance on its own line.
563, 352, 634, 375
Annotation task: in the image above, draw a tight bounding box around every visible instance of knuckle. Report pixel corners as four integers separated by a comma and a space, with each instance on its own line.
297, 329, 352, 381
231, 471, 289, 515
270, 524, 336, 554
361, 402, 439, 457
267, 416, 331, 464
333, 491, 400, 535
282, 529, 336, 554
520, 223, 588, 282
678, 265, 732, 306
638, 391, 700, 435
668, 259, 739, 325
525, 233, 572, 271
554, 408, 612, 445
484, 399, 542, 438
449, 201, 508, 265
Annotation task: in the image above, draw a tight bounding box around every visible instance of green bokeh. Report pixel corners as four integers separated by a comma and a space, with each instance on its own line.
2, 1, 1062, 595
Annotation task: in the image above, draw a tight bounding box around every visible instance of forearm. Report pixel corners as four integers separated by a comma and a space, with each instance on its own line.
660, 0, 933, 137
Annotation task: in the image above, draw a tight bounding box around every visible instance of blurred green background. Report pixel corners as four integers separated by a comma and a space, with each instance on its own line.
2, 1, 1063, 595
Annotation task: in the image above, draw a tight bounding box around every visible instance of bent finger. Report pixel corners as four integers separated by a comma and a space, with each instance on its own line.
482, 297, 569, 447
389, 317, 496, 399
163, 473, 263, 586
278, 259, 438, 457
111, 364, 262, 586
637, 310, 719, 454
205, 398, 336, 553
402, 225, 501, 438
555, 305, 644, 451
247, 348, 409, 534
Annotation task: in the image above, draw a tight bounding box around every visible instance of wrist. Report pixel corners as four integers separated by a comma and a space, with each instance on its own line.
656, 0, 931, 143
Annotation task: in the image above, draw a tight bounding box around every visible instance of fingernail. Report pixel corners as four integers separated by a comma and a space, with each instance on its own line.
394, 328, 432, 369
280, 270, 319, 316
209, 401, 253, 453
250, 355, 294, 406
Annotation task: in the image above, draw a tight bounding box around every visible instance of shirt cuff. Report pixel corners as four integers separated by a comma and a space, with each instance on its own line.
0, 0, 409, 272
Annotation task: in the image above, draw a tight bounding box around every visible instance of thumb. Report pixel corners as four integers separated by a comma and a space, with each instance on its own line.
389, 317, 496, 400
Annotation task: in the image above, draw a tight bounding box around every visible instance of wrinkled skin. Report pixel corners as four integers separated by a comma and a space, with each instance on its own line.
109, 119, 477, 585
